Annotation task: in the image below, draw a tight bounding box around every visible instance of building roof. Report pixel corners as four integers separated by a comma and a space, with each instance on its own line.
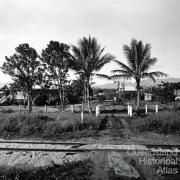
16, 91, 27, 100
124, 85, 136, 91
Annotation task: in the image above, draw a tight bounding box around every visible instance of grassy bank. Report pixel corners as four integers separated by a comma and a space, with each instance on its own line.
0, 112, 102, 140
0, 159, 94, 180
127, 110, 180, 135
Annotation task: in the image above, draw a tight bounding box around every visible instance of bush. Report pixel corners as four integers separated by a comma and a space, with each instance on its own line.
0, 108, 14, 113
127, 111, 180, 135
33, 95, 48, 106
0, 112, 101, 139
46, 95, 60, 105
0, 159, 94, 180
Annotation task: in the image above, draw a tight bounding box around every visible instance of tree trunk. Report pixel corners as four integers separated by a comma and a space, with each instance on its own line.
23, 94, 26, 109
136, 79, 140, 114
27, 92, 32, 112
87, 82, 92, 114
81, 100, 84, 124
84, 80, 87, 104
62, 85, 65, 111
58, 89, 63, 112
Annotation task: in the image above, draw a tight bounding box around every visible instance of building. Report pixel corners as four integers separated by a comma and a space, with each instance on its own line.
174, 89, 180, 100
144, 93, 153, 101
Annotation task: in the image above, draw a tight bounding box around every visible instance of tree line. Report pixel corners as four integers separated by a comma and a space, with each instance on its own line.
1, 36, 167, 113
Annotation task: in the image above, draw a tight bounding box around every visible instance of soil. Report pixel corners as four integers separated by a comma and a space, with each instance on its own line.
0, 115, 179, 179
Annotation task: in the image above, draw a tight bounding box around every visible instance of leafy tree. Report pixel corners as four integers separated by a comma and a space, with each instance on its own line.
8, 81, 27, 106
1, 44, 39, 111
69, 36, 114, 113
111, 39, 167, 112
153, 82, 180, 104
67, 78, 93, 104
40, 41, 70, 110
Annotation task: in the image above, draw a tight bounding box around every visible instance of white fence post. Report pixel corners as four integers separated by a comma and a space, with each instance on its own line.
45, 105, 47, 113
19, 105, 21, 113
145, 105, 148, 114
127, 105, 130, 116
155, 105, 158, 114
81, 111, 84, 124
71, 105, 74, 113
96, 105, 100, 117
129, 106, 132, 117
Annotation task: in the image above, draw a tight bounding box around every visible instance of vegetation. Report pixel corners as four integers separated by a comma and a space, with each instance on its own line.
67, 78, 93, 104
0, 37, 168, 113
127, 110, 180, 135
40, 41, 70, 110
0, 112, 101, 139
152, 82, 180, 104
1, 44, 40, 111
0, 159, 94, 180
111, 39, 167, 113
69, 36, 114, 114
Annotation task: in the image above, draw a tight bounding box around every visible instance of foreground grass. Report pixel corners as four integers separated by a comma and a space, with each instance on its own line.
0, 112, 102, 140
127, 110, 180, 135
0, 159, 94, 180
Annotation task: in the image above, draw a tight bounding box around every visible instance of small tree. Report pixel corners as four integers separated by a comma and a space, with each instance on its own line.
111, 39, 167, 113
1, 44, 39, 111
40, 41, 70, 110
69, 36, 114, 114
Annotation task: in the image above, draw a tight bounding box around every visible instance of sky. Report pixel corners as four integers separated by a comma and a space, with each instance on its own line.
0, 0, 180, 85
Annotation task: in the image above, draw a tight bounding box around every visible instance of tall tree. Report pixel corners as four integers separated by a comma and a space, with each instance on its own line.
69, 36, 114, 114
1, 44, 39, 111
40, 41, 70, 110
111, 39, 167, 113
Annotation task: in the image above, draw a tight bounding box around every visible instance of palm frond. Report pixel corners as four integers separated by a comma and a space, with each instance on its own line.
93, 73, 110, 79
95, 53, 114, 71
111, 69, 130, 74
142, 71, 168, 82
71, 35, 114, 82
113, 60, 133, 74
141, 58, 157, 72
123, 45, 136, 70
111, 74, 132, 80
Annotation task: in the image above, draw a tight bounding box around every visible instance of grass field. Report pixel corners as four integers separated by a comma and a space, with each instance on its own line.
0, 103, 180, 140
0, 108, 103, 140
127, 110, 180, 135
0, 159, 94, 180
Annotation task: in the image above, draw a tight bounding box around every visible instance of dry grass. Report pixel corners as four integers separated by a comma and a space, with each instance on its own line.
0, 159, 94, 180
127, 110, 180, 135
0, 111, 101, 140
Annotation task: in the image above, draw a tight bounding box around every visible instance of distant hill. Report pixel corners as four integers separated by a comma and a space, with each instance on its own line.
94, 78, 180, 89
94, 81, 135, 89
141, 78, 180, 87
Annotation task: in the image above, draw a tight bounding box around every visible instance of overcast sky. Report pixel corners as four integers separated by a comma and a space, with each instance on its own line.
0, 0, 180, 85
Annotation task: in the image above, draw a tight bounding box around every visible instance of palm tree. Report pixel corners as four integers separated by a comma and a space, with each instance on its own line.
69, 36, 114, 114
111, 39, 167, 113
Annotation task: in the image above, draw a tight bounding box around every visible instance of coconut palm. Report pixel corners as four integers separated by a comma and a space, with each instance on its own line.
69, 36, 114, 114
111, 39, 167, 113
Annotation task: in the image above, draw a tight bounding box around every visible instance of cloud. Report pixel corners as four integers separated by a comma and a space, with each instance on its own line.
0, 0, 180, 83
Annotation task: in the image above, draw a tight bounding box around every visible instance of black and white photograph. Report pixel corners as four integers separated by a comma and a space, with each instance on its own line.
0, 0, 179, 179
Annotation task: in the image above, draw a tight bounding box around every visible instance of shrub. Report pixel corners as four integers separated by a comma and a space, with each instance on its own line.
46, 95, 60, 105
0, 112, 101, 139
0, 108, 14, 113
127, 111, 180, 135
33, 95, 48, 106
0, 159, 94, 180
